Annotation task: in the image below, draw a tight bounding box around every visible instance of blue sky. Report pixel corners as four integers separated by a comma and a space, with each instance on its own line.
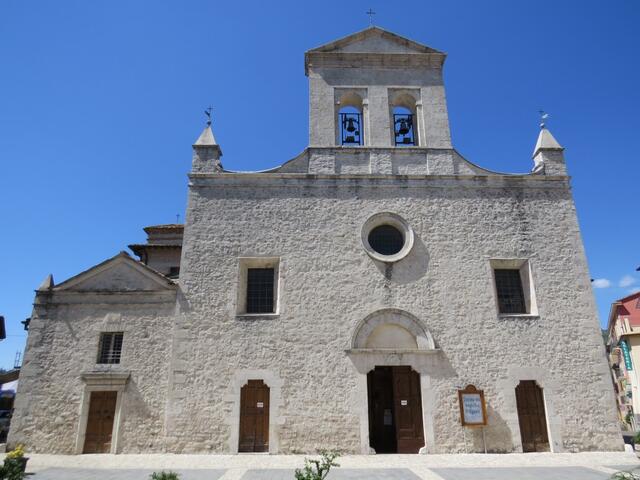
0, 1, 639, 369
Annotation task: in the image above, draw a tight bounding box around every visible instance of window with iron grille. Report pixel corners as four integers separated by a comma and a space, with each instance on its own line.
393, 113, 415, 146
246, 268, 275, 314
339, 111, 363, 145
494, 269, 526, 314
97, 332, 124, 364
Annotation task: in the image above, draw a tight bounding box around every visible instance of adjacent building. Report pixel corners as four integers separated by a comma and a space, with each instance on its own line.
8, 27, 622, 455
607, 291, 640, 432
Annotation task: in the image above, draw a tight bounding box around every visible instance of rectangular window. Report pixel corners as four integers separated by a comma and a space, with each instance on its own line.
237, 257, 280, 316
494, 269, 526, 314
246, 268, 275, 313
97, 332, 124, 364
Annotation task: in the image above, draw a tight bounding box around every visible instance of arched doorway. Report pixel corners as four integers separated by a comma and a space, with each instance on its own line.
515, 380, 550, 452
367, 366, 424, 453
238, 380, 270, 452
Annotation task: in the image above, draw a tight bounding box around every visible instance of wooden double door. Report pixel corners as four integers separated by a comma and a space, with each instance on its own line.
239, 380, 270, 452
367, 366, 425, 453
515, 380, 550, 452
83, 391, 117, 454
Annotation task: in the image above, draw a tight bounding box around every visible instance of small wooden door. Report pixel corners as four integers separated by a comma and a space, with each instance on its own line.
515, 380, 550, 452
83, 391, 117, 454
238, 380, 270, 452
392, 366, 425, 453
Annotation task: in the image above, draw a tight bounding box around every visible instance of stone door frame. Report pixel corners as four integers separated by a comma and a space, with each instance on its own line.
498, 367, 563, 453
348, 352, 438, 454
75, 372, 129, 454
225, 369, 283, 454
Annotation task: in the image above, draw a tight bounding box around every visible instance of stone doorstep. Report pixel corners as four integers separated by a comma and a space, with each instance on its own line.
6, 452, 639, 472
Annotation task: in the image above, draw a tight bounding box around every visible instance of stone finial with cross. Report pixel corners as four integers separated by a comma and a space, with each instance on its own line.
539, 110, 549, 129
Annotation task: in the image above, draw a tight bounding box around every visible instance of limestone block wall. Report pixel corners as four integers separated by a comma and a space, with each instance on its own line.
166, 173, 622, 454
9, 295, 175, 454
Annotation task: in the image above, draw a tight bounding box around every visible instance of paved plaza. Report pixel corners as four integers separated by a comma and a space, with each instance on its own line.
7, 452, 639, 480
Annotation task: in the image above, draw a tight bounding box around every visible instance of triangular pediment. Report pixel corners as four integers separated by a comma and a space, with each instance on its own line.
307, 26, 443, 55
54, 252, 176, 292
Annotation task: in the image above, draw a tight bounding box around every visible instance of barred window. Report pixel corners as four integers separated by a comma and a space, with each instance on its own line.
246, 268, 275, 314
97, 332, 124, 364
494, 269, 526, 314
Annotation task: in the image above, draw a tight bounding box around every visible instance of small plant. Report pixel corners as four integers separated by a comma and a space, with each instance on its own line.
625, 412, 634, 426
294, 451, 340, 480
2, 444, 27, 480
149, 472, 180, 480
4, 445, 24, 460
611, 471, 640, 480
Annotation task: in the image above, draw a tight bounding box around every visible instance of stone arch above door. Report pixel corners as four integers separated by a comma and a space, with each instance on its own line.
351, 309, 435, 350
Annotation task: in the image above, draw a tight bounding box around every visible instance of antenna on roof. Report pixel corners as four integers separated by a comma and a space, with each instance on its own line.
366, 8, 376, 26
539, 110, 549, 129
14, 350, 22, 369
176, 214, 180, 224
204, 106, 213, 126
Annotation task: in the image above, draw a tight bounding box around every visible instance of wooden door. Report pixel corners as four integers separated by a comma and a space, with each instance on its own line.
83, 391, 117, 454
392, 366, 425, 453
238, 380, 270, 452
515, 380, 550, 452
367, 367, 397, 453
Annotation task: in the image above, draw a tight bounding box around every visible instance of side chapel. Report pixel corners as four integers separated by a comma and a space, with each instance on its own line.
8, 27, 622, 454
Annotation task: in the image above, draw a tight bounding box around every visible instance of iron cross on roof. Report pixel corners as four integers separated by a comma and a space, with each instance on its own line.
204, 106, 213, 126
366, 8, 376, 26
539, 110, 549, 129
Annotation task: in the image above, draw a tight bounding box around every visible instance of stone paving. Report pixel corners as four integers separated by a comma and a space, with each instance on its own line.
10, 453, 640, 480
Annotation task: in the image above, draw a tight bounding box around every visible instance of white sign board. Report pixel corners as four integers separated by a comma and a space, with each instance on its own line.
458, 385, 487, 426
461, 393, 483, 424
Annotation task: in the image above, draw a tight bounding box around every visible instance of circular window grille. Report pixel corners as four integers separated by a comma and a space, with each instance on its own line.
368, 225, 404, 256
361, 213, 414, 263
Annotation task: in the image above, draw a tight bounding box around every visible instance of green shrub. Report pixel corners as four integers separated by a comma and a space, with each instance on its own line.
294, 451, 340, 480
611, 471, 640, 480
1, 458, 25, 480
149, 472, 180, 480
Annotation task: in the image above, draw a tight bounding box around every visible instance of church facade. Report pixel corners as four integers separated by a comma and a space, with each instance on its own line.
9, 27, 622, 455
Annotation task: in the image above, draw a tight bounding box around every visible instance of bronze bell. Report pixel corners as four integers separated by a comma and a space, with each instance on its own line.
346, 117, 356, 133
397, 119, 410, 136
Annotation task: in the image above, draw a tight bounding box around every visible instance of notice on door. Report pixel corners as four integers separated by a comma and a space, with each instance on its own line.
383, 409, 393, 426
458, 385, 487, 426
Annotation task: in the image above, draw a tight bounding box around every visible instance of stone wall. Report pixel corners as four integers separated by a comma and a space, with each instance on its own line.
9, 172, 622, 455
9, 292, 176, 454
164, 173, 622, 453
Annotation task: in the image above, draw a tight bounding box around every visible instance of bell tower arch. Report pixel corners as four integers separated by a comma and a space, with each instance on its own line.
305, 27, 451, 149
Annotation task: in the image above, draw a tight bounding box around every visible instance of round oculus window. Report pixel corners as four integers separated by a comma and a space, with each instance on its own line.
368, 225, 404, 256
361, 212, 414, 263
